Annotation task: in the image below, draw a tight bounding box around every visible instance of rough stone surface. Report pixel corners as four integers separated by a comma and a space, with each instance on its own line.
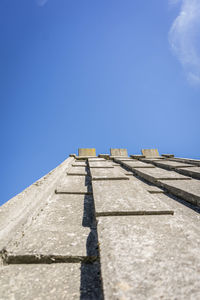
55, 175, 91, 194
88, 161, 114, 168
92, 179, 171, 214
113, 158, 133, 162
121, 160, 156, 169
97, 215, 200, 300
133, 167, 191, 184
176, 166, 200, 179
88, 158, 105, 161
72, 161, 87, 167
169, 157, 200, 166
140, 158, 165, 163
90, 167, 129, 180
0, 262, 103, 300
67, 166, 88, 176
155, 193, 200, 223
0, 157, 74, 250
154, 160, 194, 170
134, 180, 164, 193
78, 148, 96, 157
159, 179, 200, 206
110, 148, 128, 156
5, 194, 97, 258
141, 148, 160, 157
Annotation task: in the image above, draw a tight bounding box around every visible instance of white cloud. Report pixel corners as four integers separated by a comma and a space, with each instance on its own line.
169, 0, 200, 84
36, 0, 48, 7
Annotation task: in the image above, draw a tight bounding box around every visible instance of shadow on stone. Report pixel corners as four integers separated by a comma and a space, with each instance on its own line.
80, 174, 104, 299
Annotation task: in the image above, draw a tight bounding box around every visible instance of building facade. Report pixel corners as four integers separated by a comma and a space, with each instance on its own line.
0, 148, 200, 299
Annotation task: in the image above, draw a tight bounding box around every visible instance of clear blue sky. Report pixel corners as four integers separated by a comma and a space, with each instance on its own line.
1, 0, 200, 205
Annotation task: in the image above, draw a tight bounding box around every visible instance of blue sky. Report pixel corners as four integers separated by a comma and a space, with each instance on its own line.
1, 0, 200, 205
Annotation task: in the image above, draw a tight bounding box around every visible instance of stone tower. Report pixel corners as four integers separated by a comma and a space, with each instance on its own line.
0, 148, 200, 299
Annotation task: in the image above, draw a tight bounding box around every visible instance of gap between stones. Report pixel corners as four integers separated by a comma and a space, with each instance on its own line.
96, 211, 174, 217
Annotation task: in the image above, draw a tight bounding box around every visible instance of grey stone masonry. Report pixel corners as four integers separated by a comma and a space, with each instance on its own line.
97, 215, 200, 300
141, 148, 160, 157
55, 175, 92, 194
88, 160, 114, 168
115, 157, 200, 207
0, 263, 102, 300
139, 157, 165, 163
0, 157, 74, 250
175, 166, 200, 180
152, 160, 194, 170
4, 193, 97, 260
112, 165, 164, 193
110, 148, 128, 156
90, 167, 129, 180
159, 179, 200, 206
1, 151, 200, 299
116, 158, 156, 169
67, 166, 88, 176
132, 167, 191, 184
72, 161, 87, 167
169, 157, 200, 166
88, 158, 106, 162
92, 179, 172, 215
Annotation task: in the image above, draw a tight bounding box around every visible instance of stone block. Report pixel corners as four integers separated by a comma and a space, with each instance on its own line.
0, 157, 74, 250
88, 161, 114, 168
159, 179, 200, 206
78, 148, 96, 157
140, 158, 164, 163
110, 148, 128, 156
88, 158, 105, 162
55, 176, 92, 194
154, 160, 194, 170
169, 157, 200, 167
176, 166, 200, 180
72, 161, 87, 167
114, 158, 133, 161
0, 262, 103, 300
141, 148, 160, 158
97, 215, 200, 300
67, 167, 88, 176
5, 194, 97, 258
90, 168, 129, 180
122, 160, 156, 169
92, 179, 172, 214
133, 167, 191, 185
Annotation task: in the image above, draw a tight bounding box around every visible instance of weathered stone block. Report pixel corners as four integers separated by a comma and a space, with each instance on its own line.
88, 158, 106, 162
72, 161, 87, 167
110, 148, 128, 156
0, 157, 74, 250
141, 148, 160, 157
78, 148, 96, 157
122, 160, 156, 169
5, 194, 97, 258
0, 262, 103, 300
67, 167, 88, 176
176, 166, 200, 180
154, 160, 194, 170
92, 179, 171, 214
133, 168, 191, 184
97, 215, 200, 300
159, 179, 200, 206
90, 168, 129, 180
88, 161, 114, 168
55, 176, 91, 194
